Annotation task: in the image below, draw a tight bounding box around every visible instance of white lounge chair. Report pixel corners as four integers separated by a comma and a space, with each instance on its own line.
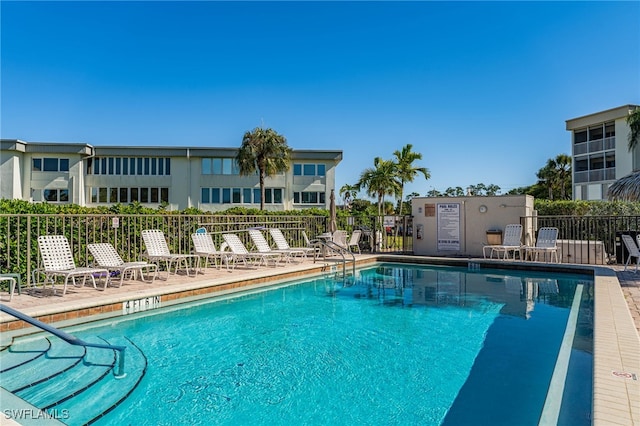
332, 230, 349, 250
191, 232, 230, 270
141, 229, 199, 278
223, 233, 281, 268
483, 224, 523, 260
621, 234, 640, 273
524, 227, 560, 263
268, 228, 314, 260
88, 243, 157, 286
248, 229, 295, 264
36, 235, 109, 295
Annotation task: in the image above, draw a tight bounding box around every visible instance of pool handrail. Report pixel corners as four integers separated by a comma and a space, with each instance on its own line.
0, 303, 126, 378
310, 238, 356, 279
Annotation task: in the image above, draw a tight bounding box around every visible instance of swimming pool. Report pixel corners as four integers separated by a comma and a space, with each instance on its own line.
6, 263, 594, 425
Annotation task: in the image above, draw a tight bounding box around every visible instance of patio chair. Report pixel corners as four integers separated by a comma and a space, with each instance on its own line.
36, 235, 110, 296
482, 224, 523, 260
524, 227, 560, 263
302, 230, 321, 259
347, 229, 362, 254
141, 229, 199, 278
332, 230, 349, 250
621, 234, 640, 273
268, 228, 315, 260
87, 243, 157, 286
0, 276, 17, 301
248, 229, 296, 264
222, 233, 281, 268
191, 232, 231, 271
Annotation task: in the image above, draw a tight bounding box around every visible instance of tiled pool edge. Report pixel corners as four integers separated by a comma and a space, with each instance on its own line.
1, 256, 638, 425
591, 268, 640, 426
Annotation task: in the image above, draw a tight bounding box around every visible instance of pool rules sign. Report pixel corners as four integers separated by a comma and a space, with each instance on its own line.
437, 203, 460, 251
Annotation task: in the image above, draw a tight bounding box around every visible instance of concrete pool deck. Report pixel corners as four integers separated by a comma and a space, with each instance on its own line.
1, 255, 639, 425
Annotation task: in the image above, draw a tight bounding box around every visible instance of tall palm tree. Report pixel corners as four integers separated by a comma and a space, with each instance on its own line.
356, 157, 401, 217
339, 183, 358, 210
536, 154, 572, 200
627, 106, 640, 151
392, 144, 430, 217
236, 127, 292, 210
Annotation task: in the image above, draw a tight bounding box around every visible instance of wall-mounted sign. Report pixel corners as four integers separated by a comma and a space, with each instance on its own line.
425, 204, 436, 217
437, 203, 460, 251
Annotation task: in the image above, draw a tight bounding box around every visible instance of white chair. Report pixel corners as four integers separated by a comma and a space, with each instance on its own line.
191, 232, 230, 270
483, 224, 523, 260
36, 235, 110, 295
347, 230, 362, 254
88, 243, 157, 286
268, 228, 315, 260
141, 229, 199, 278
621, 234, 640, 273
332, 230, 349, 249
525, 227, 560, 263
223, 233, 281, 268
248, 229, 294, 264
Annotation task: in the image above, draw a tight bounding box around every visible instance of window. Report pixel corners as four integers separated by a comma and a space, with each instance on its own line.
212, 188, 220, 203
605, 153, 615, 168
222, 188, 231, 203
588, 125, 603, 141
293, 164, 302, 176
589, 154, 604, 170
201, 188, 210, 203
42, 189, 69, 202
202, 159, 211, 175
232, 188, 241, 203
294, 191, 326, 204
574, 130, 587, 144
90, 187, 168, 204
253, 188, 261, 204
575, 158, 588, 172
243, 188, 252, 203
317, 164, 325, 176
43, 158, 59, 171
119, 188, 128, 202
604, 122, 615, 138
303, 164, 315, 176
33, 158, 69, 172
294, 163, 326, 177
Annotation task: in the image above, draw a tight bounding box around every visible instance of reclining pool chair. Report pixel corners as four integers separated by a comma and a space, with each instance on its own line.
88, 243, 158, 286
223, 233, 281, 268
267, 228, 313, 262
248, 229, 296, 264
141, 229, 199, 278
36, 235, 110, 295
191, 232, 231, 270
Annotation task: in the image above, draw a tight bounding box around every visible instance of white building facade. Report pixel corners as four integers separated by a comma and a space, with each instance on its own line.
566, 104, 639, 201
0, 140, 342, 211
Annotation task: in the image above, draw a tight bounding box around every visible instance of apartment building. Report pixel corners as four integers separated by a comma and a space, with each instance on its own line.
566, 104, 639, 201
0, 139, 342, 211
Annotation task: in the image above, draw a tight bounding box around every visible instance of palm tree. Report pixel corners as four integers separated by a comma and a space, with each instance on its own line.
392, 144, 430, 217
536, 154, 572, 200
627, 106, 640, 151
339, 184, 358, 210
356, 157, 400, 217
236, 127, 292, 210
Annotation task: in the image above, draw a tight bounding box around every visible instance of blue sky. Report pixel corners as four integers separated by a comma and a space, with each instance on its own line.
2, 1, 639, 201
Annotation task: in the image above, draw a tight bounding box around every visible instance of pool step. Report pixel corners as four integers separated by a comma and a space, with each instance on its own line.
16, 336, 116, 409
0, 336, 147, 426
1, 337, 86, 392
0, 337, 51, 373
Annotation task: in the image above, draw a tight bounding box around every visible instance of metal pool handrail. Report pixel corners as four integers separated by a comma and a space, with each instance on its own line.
0, 304, 126, 378
311, 239, 356, 279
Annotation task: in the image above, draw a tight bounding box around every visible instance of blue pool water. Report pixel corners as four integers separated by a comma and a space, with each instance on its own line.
56, 264, 595, 425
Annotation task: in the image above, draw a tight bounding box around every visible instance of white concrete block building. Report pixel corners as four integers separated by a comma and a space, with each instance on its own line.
0, 139, 342, 211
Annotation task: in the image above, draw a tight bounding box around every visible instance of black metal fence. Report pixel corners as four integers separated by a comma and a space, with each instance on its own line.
522, 215, 640, 265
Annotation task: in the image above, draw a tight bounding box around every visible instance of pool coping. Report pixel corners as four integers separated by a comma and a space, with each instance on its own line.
1, 255, 638, 425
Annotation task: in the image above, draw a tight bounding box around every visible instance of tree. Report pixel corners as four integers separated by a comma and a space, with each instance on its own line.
236, 127, 292, 210
536, 154, 572, 200
392, 144, 430, 216
444, 187, 465, 197
356, 157, 401, 217
627, 106, 640, 151
339, 184, 359, 210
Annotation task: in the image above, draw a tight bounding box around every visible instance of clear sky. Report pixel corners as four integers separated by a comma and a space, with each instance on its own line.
2, 1, 639, 201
